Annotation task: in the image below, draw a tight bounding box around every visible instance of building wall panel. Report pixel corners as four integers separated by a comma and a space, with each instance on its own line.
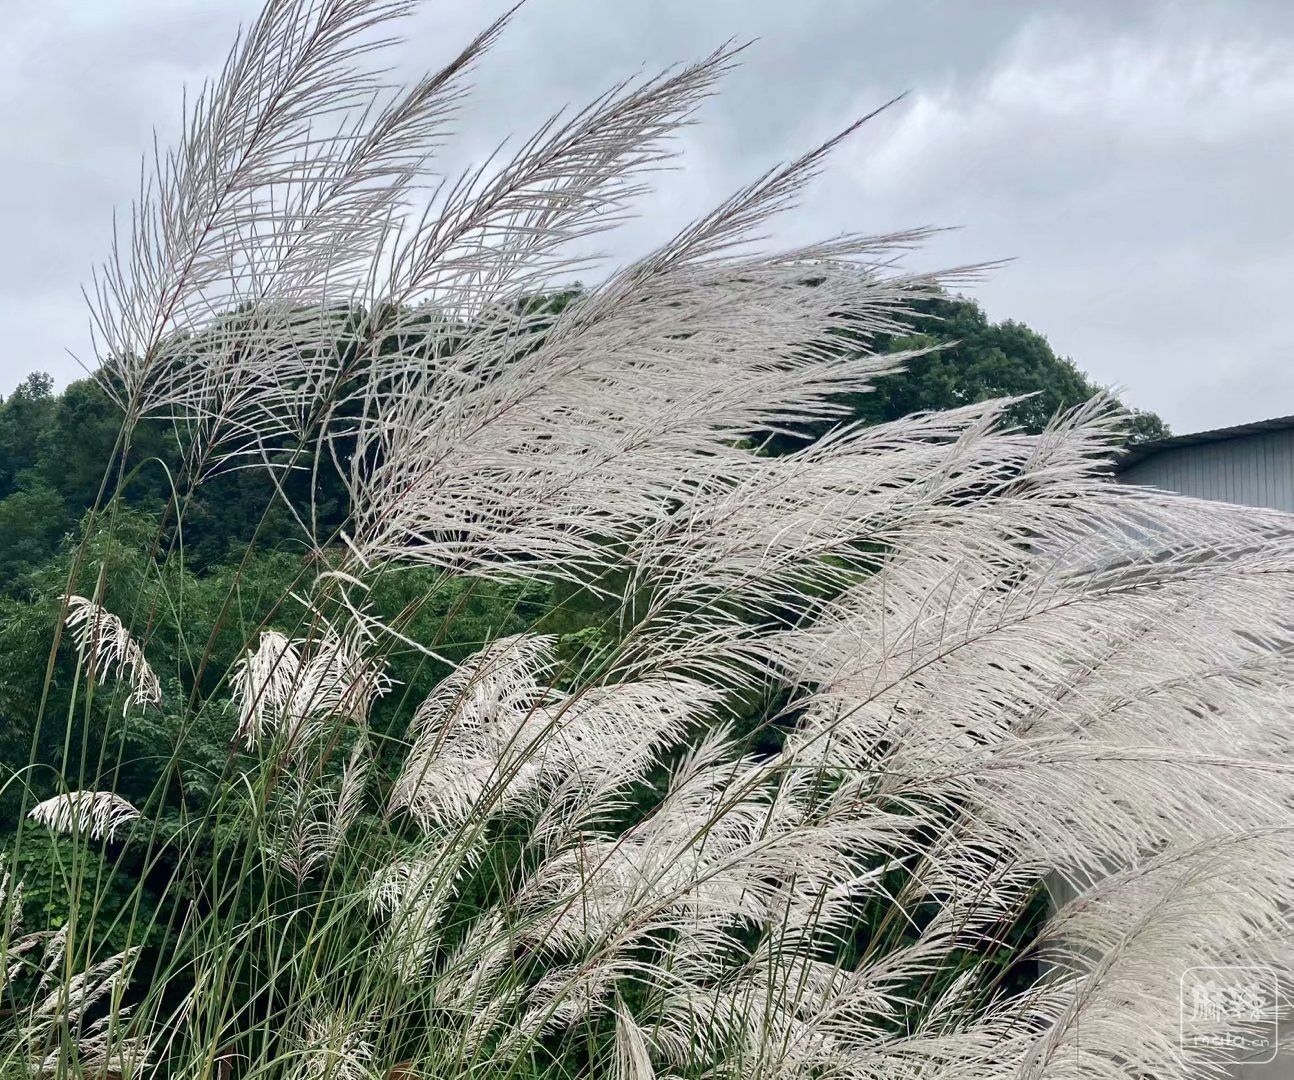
1119, 427, 1294, 512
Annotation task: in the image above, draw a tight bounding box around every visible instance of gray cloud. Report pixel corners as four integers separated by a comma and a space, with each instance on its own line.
2, 0, 1290, 432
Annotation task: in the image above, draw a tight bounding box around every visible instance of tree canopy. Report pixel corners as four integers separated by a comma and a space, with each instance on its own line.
765, 295, 1168, 452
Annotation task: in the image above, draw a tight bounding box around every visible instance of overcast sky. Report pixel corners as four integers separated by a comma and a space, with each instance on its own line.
2, 0, 1291, 433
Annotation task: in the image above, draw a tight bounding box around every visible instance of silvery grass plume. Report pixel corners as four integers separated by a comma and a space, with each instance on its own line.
291, 1007, 379, 1080
26, 947, 150, 1079
27, 791, 142, 843
0, 897, 148, 1079
11, 1, 1288, 1078
232, 627, 390, 752
64, 594, 162, 710
267, 738, 372, 881
232, 629, 302, 748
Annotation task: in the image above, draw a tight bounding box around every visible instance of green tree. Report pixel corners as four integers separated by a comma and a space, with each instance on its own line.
766, 295, 1169, 452
0, 486, 69, 586
0, 372, 57, 500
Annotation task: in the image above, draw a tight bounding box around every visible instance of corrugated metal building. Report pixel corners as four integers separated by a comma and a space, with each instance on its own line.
1116, 414, 1294, 511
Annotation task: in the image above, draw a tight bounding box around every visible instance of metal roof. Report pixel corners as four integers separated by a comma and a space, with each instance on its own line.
1117, 414, 1294, 471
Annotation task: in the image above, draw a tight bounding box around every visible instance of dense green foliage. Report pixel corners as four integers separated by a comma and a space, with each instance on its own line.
765, 296, 1168, 452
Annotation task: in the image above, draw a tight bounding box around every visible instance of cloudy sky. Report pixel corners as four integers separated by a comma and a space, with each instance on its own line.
2, 0, 1291, 433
